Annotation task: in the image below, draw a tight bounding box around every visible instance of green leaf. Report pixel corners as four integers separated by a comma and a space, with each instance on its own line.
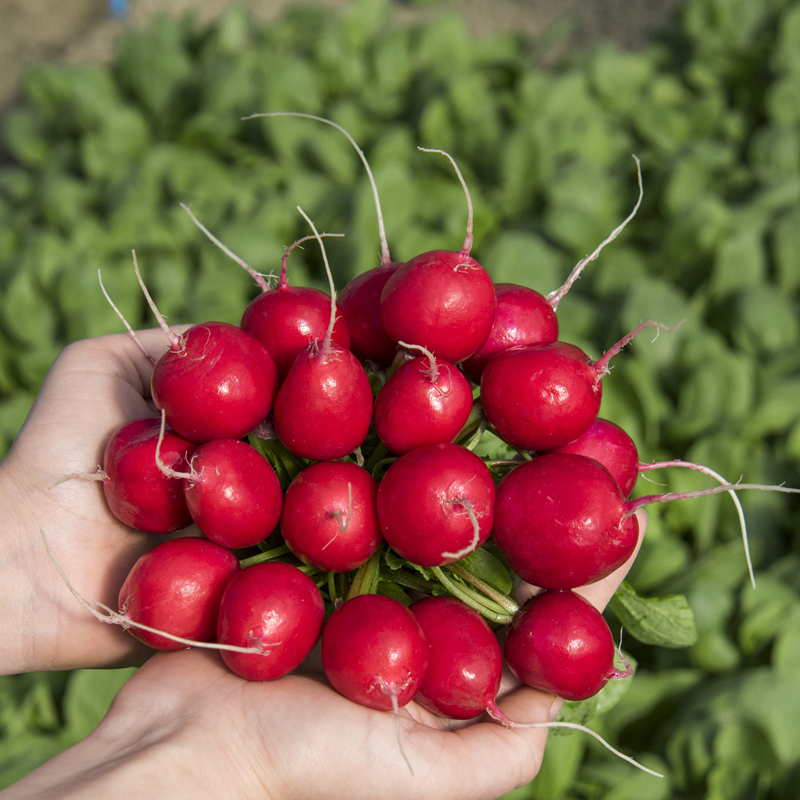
247, 434, 307, 490
60, 667, 137, 746
452, 547, 513, 595
376, 579, 412, 606
608, 581, 698, 648
384, 549, 432, 581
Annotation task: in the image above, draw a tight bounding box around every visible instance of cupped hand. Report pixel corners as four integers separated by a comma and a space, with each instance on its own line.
0, 328, 188, 675
5, 513, 645, 800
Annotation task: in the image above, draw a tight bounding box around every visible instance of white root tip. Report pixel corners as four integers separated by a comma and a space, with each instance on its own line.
441, 498, 481, 561
525, 722, 663, 778
155, 410, 195, 482
546, 154, 643, 311
295, 206, 340, 358
639, 460, 756, 590
244, 112, 392, 266
180, 203, 270, 293
132, 250, 182, 351
98, 269, 157, 366
49, 468, 108, 490
417, 146, 474, 256
379, 678, 415, 776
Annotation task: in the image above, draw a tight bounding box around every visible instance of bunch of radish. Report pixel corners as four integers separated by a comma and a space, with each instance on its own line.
51, 114, 800, 778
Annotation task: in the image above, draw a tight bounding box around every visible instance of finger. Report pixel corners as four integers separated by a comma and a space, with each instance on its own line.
414, 687, 554, 799
574, 508, 647, 610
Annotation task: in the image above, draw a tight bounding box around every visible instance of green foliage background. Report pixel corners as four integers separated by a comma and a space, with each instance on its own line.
1, 0, 799, 795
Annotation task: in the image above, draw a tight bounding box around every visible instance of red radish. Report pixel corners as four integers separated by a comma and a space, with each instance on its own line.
239, 235, 351, 380
493, 453, 639, 589
101, 417, 196, 533
545, 417, 756, 587
280, 461, 382, 572
410, 596, 503, 720
150, 319, 279, 443
118, 536, 240, 651
504, 589, 629, 701
321, 593, 428, 712
545, 418, 641, 497
217, 561, 325, 681
461, 284, 559, 384
377, 443, 495, 566
481, 320, 682, 451
380, 149, 496, 364
180, 205, 349, 381
373, 343, 473, 455
494, 452, 800, 590
156, 429, 282, 550
338, 263, 401, 366
272, 210, 373, 461
131, 252, 279, 443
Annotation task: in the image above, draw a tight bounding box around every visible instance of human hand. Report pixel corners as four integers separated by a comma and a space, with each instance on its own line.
2, 513, 645, 800
0, 329, 189, 675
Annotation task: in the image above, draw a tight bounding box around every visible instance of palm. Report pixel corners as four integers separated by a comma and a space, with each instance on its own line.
0, 329, 183, 672
111, 647, 554, 800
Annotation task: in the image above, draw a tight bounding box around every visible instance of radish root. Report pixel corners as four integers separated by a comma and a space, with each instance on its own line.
40, 528, 272, 655
546, 154, 643, 311
418, 147, 475, 257
378, 677, 415, 776
97, 269, 156, 366
485, 701, 662, 778
640, 460, 755, 589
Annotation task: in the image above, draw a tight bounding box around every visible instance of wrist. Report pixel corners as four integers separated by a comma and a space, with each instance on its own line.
0, 670, 273, 800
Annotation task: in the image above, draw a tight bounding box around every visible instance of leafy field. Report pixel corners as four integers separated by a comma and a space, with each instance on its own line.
1, 0, 799, 795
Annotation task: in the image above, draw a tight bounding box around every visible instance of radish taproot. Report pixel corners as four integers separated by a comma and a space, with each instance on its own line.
377, 442, 495, 566
379, 149, 496, 364
373, 343, 473, 455
155, 425, 283, 550
272, 209, 373, 461
503, 589, 630, 702
481, 320, 682, 451
459, 161, 643, 384
118, 536, 240, 651
280, 461, 382, 573
101, 416, 196, 534
245, 112, 405, 369
217, 561, 325, 681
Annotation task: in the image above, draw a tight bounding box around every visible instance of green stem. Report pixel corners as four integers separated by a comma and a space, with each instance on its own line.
327, 571, 338, 604
346, 550, 382, 600
239, 544, 291, 569
381, 569, 433, 594
364, 442, 390, 474
447, 564, 519, 615
431, 567, 514, 625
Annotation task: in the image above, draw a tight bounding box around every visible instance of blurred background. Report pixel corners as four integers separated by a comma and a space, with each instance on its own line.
1, 0, 799, 797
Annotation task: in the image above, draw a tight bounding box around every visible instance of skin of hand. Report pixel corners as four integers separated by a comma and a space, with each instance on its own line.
0, 328, 193, 675
0, 327, 647, 799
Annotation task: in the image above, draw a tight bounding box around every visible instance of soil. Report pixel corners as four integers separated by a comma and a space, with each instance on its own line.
0, 0, 685, 112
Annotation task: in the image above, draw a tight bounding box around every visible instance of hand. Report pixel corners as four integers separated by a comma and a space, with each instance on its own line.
0, 329, 188, 675
2, 513, 646, 800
